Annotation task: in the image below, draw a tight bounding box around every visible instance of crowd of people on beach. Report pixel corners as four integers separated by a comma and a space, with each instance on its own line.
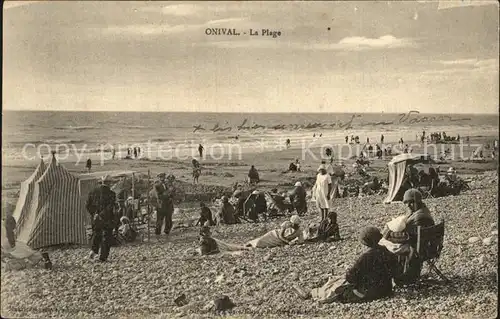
2, 130, 494, 308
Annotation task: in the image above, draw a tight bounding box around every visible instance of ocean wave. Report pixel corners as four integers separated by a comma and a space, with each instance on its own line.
44, 139, 86, 144
54, 126, 95, 131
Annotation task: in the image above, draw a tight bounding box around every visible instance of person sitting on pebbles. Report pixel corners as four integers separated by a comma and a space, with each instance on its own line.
245, 215, 304, 248
289, 181, 307, 216
247, 165, 260, 184
196, 202, 215, 226
217, 196, 239, 225
1, 209, 53, 271
293, 226, 397, 304
117, 216, 137, 243
379, 189, 435, 286
316, 211, 341, 242
198, 226, 220, 255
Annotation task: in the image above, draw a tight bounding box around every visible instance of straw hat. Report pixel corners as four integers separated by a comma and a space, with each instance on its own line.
294, 181, 302, 187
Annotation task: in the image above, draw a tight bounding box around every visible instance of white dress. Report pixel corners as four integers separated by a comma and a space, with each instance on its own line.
312, 173, 333, 209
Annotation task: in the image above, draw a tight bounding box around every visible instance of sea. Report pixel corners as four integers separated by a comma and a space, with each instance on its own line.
2, 111, 499, 164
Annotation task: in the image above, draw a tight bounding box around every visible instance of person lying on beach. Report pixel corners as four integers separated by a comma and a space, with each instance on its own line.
196, 202, 215, 226
293, 226, 397, 304
245, 215, 304, 248
248, 165, 260, 184
199, 226, 220, 256
289, 181, 307, 216
217, 196, 239, 225
1, 210, 53, 271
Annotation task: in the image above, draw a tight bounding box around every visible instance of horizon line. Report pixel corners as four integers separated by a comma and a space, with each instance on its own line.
2, 109, 499, 116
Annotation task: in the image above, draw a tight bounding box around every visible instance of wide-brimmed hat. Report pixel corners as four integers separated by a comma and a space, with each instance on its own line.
317, 164, 327, 172
252, 190, 259, 195
295, 181, 302, 187
157, 172, 166, 178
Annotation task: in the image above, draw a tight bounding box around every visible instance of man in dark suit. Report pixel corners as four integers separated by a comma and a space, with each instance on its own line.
154, 173, 174, 235
86, 175, 116, 262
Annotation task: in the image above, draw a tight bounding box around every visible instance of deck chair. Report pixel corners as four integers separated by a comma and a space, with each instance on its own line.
415, 220, 449, 283
419, 179, 436, 199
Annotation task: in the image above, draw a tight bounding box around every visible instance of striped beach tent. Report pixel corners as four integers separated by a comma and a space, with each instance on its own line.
12, 158, 47, 232
16, 154, 87, 249
384, 154, 435, 204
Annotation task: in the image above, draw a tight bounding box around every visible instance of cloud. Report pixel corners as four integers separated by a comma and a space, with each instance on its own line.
423, 58, 498, 75
202, 35, 417, 51
102, 18, 248, 36
437, 58, 498, 70
337, 35, 416, 50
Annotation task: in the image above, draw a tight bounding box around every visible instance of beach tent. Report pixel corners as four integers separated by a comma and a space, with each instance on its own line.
16, 154, 88, 249
384, 154, 435, 204
12, 158, 46, 232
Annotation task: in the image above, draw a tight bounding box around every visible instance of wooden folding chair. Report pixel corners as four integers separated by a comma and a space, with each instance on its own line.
416, 220, 450, 283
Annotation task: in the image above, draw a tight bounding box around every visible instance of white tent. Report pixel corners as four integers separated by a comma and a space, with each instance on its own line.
12, 158, 46, 232
16, 154, 88, 249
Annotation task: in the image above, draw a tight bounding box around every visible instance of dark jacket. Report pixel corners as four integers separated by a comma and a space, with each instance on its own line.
86, 184, 116, 226
289, 186, 307, 209
154, 182, 174, 211
406, 204, 435, 233
198, 207, 215, 226
346, 245, 397, 301
5, 216, 16, 247
219, 202, 238, 225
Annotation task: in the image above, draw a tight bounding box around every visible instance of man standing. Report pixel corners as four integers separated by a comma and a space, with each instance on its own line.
86, 175, 116, 262
154, 173, 174, 235
86, 158, 92, 173
198, 144, 204, 158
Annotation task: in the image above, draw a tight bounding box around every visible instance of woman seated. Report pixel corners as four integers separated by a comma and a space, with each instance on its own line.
117, 216, 138, 243
379, 189, 435, 285
294, 227, 397, 303
313, 212, 341, 242
245, 215, 304, 248
196, 202, 215, 226
199, 226, 220, 255
217, 196, 239, 225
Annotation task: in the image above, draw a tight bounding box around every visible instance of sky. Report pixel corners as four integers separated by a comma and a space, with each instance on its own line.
3, 1, 499, 114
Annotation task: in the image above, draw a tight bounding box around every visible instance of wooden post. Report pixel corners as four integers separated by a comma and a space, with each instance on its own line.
147, 169, 151, 242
